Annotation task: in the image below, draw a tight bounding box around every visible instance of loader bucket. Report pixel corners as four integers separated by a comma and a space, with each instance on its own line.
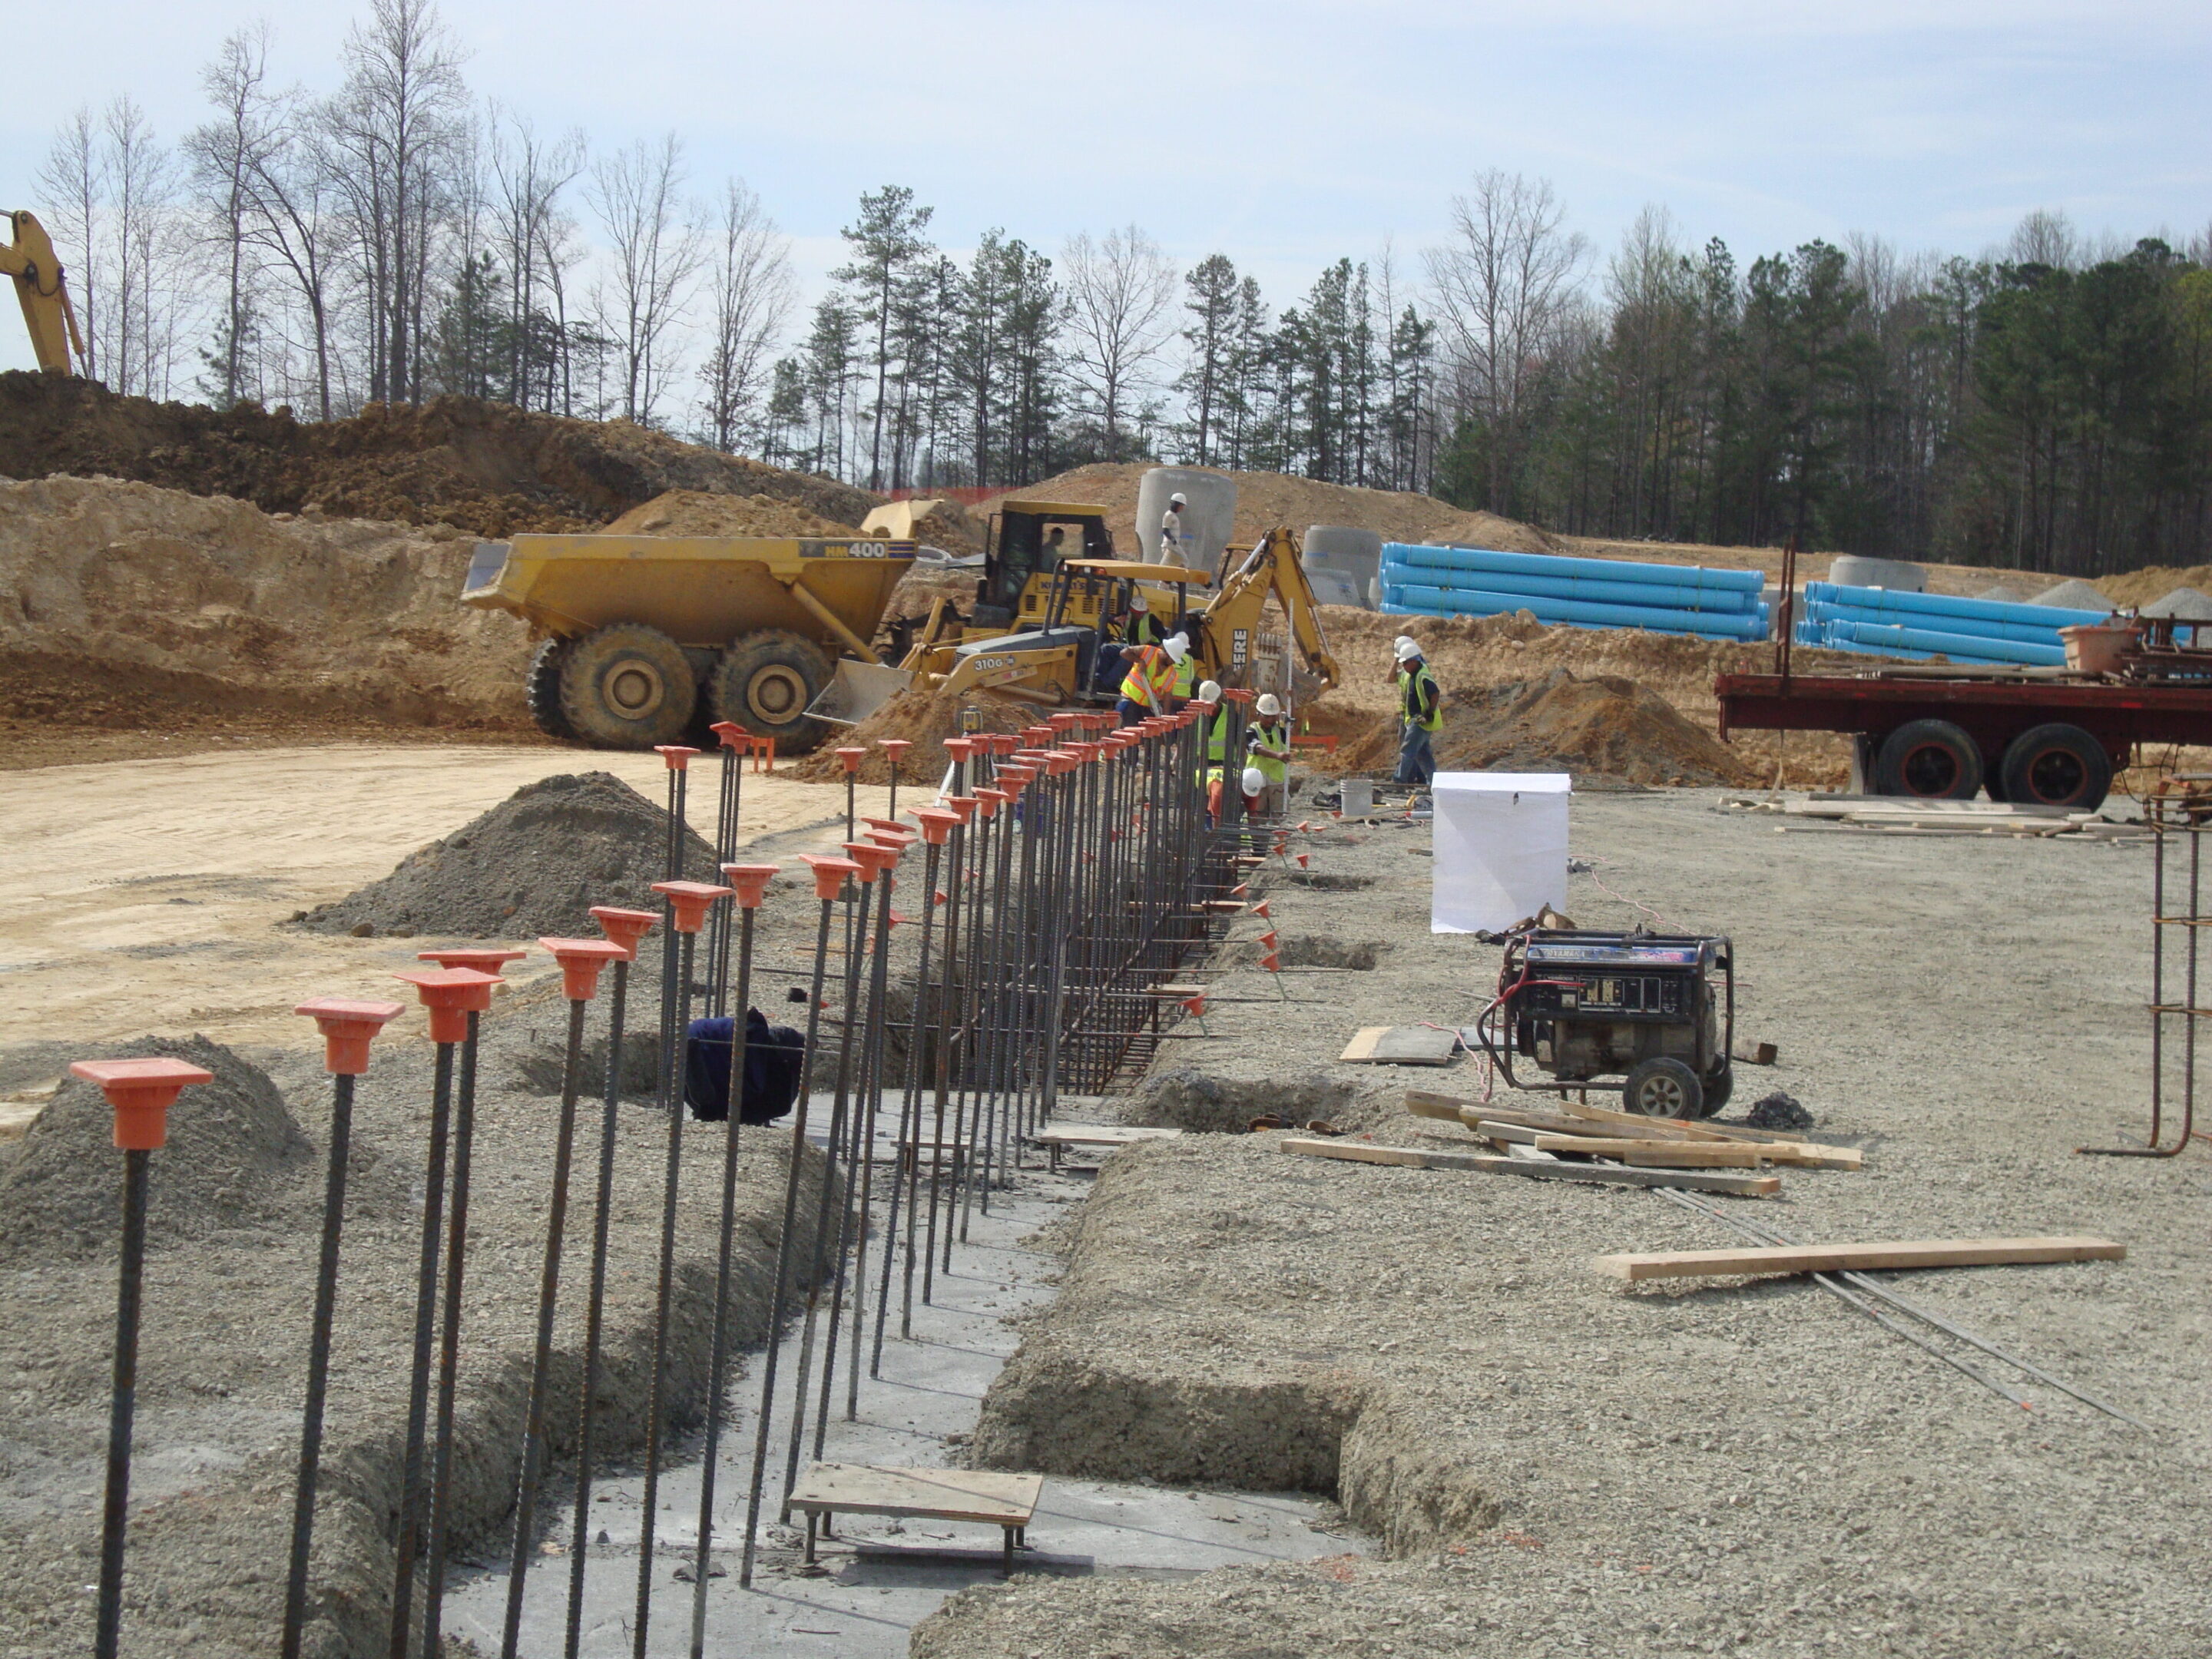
807, 659, 916, 726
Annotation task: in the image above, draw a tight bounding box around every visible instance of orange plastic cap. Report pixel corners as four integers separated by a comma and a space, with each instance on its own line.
1224, 687, 1257, 704
911, 808, 960, 846
589, 905, 660, 959
294, 998, 406, 1075
1296, 853, 1311, 869
416, 947, 527, 976
798, 853, 863, 901
720, 863, 780, 909
974, 787, 1011, 819
877, 738, 912, 757
654, 744, 700, 771
392, 966, 505, 1044
1253, 901, 1272, 918
835, 746, 867, 773
653, 879, 734, 933
537, 937, 628, 1001
842, 841, 899, 882
710, 720, 750, 750
1261, 952, 1282, 972
1258, 930, 1280, 949
942, 737, 979, 761
70, 1056, 217, 1151
943, 795, 979, 823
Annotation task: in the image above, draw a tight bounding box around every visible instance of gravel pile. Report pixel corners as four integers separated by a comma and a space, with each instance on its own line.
1745, 1088, 1816, 1131
294, 770, 720, 939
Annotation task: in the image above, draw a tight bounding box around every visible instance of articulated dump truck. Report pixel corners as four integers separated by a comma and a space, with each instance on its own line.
461, 528, 919, 753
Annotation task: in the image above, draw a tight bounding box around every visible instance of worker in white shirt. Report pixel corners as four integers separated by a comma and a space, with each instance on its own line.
1159, 492, 1189, 568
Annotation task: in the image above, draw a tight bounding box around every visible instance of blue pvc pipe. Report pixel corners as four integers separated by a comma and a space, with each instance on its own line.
1385, 542, 1765, 595
1389, 581, 1771, 640
1824, 618, 2068, 667
1805, 581, 2107, 631
1379, 561, 1758, 616
1380, 594, 1768, 643
1805, 600, 2068, 649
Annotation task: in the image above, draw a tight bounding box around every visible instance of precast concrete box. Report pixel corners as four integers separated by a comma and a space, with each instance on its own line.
1303, 525, 1383, 610
1136, 468, 1237, 575
1430, 773, 1571, 935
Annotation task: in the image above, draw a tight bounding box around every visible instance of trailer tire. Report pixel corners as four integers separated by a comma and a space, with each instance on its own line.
1698, 1062, 1734, 1118
525, 637, 576, 740
1624, 1057, 1704, 1119
1874, 719, 1982, 799
707, 630, 836, 756
558, 624, 697, 749
1998, 723, 2112, 810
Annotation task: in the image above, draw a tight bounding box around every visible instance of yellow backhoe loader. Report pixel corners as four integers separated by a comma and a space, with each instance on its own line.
5, 212, 87, 376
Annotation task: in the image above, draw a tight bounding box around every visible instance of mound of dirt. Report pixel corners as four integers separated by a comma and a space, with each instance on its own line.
294, 770, 719, 939
0, 474, 531, 730
0, 373, 879, 537
1021, 462, 1558, 561
1437, 669, 1764, 788
0, 1035, 312, 1262
605, 488, 859, 538
786, 684, 1040, 786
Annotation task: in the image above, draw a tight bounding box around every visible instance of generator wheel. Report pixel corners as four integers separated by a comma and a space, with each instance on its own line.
1698, 1063, 1734, 1118
558, 623, 697, 749
1874, 719, 1982, 800
1623, 1057, 1704, 1119
1998, 723, 2112, 810
525, 637, 575, 740
707, 629, 836, 757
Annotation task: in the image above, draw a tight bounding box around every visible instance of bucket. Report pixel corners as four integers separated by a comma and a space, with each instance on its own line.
1339, 778, 1375, 816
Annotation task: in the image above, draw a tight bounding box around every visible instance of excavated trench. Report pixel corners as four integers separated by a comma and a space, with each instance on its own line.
1118, 1068, 1362, 1134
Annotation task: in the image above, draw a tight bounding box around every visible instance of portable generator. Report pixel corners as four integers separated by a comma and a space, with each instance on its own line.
1475, 927, 1735, 1118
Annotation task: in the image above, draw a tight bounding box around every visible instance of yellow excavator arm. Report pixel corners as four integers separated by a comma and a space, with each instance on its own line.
5, 212, 87, 376
1201, 525, 1341, 691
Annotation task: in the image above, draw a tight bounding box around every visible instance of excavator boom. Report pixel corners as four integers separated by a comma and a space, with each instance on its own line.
1201, 526, 1341, 693
5, 212, 87, 376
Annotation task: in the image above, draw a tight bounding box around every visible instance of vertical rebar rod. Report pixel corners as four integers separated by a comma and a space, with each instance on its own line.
925, 815, 967, 1295
281, 1071, 356, 1659
421, 1012, 487, 1654
845, 863, 899, 1419
889, 836, 944, 1346
387, 1040, 456, 1657
94, 1146, 151, 1659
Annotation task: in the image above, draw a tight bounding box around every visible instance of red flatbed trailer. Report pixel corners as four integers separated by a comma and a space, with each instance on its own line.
1713, 670, 2212, 807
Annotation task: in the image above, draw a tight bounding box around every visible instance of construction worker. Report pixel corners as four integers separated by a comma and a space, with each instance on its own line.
1393, 637, 1443, 788
1247, 692, 1291, 813
1159, 492, 1189, 567
1118, 631, 1187, 725
1168, 627, 1200, 704
1121, 584, 1164, 646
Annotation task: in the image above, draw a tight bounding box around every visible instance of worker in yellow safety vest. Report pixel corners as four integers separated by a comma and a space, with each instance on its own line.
1118, 631, 1188, 725
1247, 692, 1291, 812
1393, 637, 1443, 787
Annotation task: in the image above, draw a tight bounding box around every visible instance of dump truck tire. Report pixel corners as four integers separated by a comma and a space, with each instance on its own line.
525, 637, 575, 740
558, 624, 697, 748
707, 630, 836, 755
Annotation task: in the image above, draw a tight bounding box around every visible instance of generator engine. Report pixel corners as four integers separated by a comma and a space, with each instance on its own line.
1478, 928, 1735, 1118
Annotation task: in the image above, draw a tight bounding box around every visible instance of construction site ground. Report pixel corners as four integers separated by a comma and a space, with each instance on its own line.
914, 782, 2209, 1659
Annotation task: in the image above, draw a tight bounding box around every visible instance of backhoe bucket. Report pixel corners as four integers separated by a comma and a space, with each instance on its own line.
807, 659, 916, 726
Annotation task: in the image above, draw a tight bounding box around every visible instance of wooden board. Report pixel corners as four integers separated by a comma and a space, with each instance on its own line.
1475, 1118, 1858, 1171
1031, 1125, 1183, 1149
1596, 1237, 2126, 1283
1280, 1137, 1781, 1196
1340, 1026, 1461, 1065
1530, 1134, 1768, 1168
1730, 1039, 1779, 1065
785, 1464, 1043, 1526
1408, 1088, 1859, 1166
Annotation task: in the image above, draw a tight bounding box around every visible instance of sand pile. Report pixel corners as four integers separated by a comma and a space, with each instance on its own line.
604, 488, 859, 538
786, 685, 1038, 785
1437, 670, 1764, 787
295, 771, 718, 939
0, 1035, 312, 1262
0, 473, 531, 730
0, 373, 878, 537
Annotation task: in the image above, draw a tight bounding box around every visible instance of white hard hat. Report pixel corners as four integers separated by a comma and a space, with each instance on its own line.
1170, 492, 1188, 507
1128, 587, 1149, 611
1256, 693, 1283, 717
1242, 767, 1266, 796
1394, 637, 1422, 663
1393, 634, 1416, 654
1164, 632, 1190, 663
1197, 680, 1222, 702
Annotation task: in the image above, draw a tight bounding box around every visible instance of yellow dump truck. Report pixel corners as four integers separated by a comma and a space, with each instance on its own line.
460, 530, 919, 751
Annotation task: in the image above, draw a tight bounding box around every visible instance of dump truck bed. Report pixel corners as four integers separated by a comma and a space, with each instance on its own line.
461, 532, 917, 657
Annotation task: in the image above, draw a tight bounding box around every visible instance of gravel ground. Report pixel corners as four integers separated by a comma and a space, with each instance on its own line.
918, 785, 2212, 1657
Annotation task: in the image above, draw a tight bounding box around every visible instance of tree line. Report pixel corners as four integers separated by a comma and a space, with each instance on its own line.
27, 0, 2212, 573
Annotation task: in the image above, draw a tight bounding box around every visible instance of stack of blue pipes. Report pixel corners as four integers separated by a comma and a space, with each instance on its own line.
1377, 543, 1769, 641
1792, 581, 2111, 667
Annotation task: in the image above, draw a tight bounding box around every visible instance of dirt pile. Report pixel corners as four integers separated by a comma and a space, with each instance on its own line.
0, 372, 878, 537
604, 488, 859, 538
786, 684, 1039, 785
0, 473, 532, 732
294, 770, 718, 939
1022, 462, 1558, 559
1436, 670, 1765, 787
0, 1035, 312, 1262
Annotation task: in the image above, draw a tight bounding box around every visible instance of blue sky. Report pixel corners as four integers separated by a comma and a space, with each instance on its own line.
5, 0, 2209, 378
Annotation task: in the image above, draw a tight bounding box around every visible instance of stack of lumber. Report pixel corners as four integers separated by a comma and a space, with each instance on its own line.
1722, 796, 2147, 839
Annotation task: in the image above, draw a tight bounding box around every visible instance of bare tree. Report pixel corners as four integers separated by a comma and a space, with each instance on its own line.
586, 131, 702, 426
487, 109, 584, 409
1061, 224, 1177, 460
696, 178, 793, 451
2008, 207, 2079, 270
36, 108, 105, 379
1424, 169, 1589, 515
185, 24, 282, 406
104, 97, 186, 399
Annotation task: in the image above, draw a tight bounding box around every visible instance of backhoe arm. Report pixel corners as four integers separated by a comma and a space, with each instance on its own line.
1206, 526, 1339, 690
5, 212, 87, 376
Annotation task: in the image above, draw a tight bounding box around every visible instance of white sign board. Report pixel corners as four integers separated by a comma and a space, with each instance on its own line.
1430, 772, 1571, 935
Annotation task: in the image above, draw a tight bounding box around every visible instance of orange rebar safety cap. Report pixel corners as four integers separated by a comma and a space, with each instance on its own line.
589, 906, 660, 959
69, 1057, 217, 1151
295, 998, 406, 1076
720, 863, 780, 909
536, 937, 628, 1001
391, 967, 505, 1045
798, 853, 863, 901
652, 879, 733, 933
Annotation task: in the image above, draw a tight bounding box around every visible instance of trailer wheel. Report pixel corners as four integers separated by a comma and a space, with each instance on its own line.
1874, 719, 1982, 799
525, 637, 576, 740
558, 623, 697, 749
1998, 723, 2112, 810
1698, 1063, 1734, 1118
1624, 1057, 1704, 1119
707, 630, 835, 756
